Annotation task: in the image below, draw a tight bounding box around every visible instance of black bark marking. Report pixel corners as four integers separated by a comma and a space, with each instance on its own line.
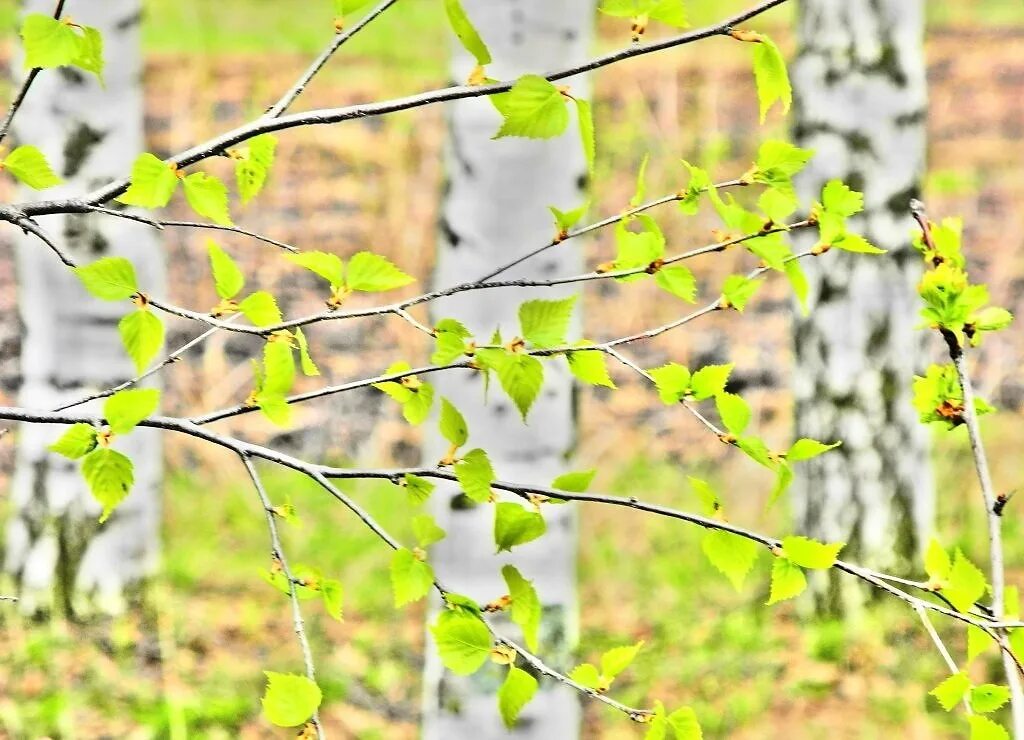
63, 123, 106, 178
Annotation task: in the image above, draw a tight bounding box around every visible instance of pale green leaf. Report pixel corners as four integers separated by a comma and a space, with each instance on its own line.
519, 296, 576, 348
261, 672, 321, 727
390, 548, 435, 606
767, 557, 806, 604
116, 153, 179, 208
503, 565, 542, 651
431, 610, 492, 675
2, 145, 61, 189
74, 257, 138, 301
702, 530, 759, 591
182, 172, 232, 226
494, 502, 546, 552
287, 251, 345, 288
493, 74, 569, 139
346, 251, 414, 292
499, 666, 538, 729
81, 447, 134, 523
104, 388, 160, 436
119, 309, 164, 373
207, 241, 245, 300
48, 423, 97, 460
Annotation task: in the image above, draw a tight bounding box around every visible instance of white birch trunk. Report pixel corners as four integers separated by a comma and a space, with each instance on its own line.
791, 0, 932, 612
3, 0, 163, 618
422, 2, 593, 737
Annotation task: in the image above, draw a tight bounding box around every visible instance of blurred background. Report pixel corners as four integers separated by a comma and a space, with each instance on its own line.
1, 0, 1024, 737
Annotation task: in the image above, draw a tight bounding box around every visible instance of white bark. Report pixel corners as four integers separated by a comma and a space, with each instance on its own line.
4, 0, 163, 618
791, 0, 932, 612
422, 2, 593, 737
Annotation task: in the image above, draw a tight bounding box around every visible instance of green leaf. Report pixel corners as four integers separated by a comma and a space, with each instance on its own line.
333, 0, 374, 17
600, 641, 643, 679
519, 296, 576, 348
834, 233, 886, 254
404, 473, 435, 505
72, 25, 104, 79
930, 671, 970, 711
702, 530, 759, 591
767, 557, 806, 605
721, 274, 761, 311
321, 579, 343, 621
444, 0, 492, 66
758, 187, 798, 224
431, 610, 492, 675
498, 665, 538, 729
401, 383, 434, 426
566, 347, 616, 389
495, 353, 544, 420
755, 139, 813, 183
649, 363, 690, 404
104, 388, 160, 436
412, 513, 447, 547
2, 145, 61, 189
781, 535, 843, 569
549, 203, 589, 233
972, 684, 1011, 714
119, 309, 164, 374
261, 672, 321, 728
390, 548, 435, 606
21, 14, 79, 69
689, 364, 733, 400
785, 259, 810, 316
502, 565, 542, 651
715, 392, 751, 435
294, 328, 320, 376
689, 477, 721, 516
969, 716, 1010, 740
751, 34, 792, 123
655, 265, 697, 302
81, 447, 134, 523
48, 423, 98, 460
552, 469, 596, 493
346, 251, 414, 292
645, 701, 703, 740
967, 624, 993, 664
235, 134, 278, 204
614, 218, 664, 278
207, 241, 245, 300
494, 502, 546, 552
262, 340, 296, 397
182, 172, 232, 226
439, 397, 469, 447
238, 291, 283, 327
769, 460, 794, 505
821, 180, 863, 218
256, 392, 292, 427
454, 448, 495, 503
973, 306, 1014, 332
737, 436, 775, 469
432, 318, 472, 364
568, 662, 601, 689
575, 98, 596, 175
631, 154, 650, 208
287, 251, 345, 289
117, 153, 180, 208
493, 74, 570, 139
786, 438, 841, 462
945, 548, 987, 613
74, 257, 138, 301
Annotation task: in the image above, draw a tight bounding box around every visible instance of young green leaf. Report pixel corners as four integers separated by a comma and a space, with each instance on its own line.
493, 75, 570, 139
767, 557, 806, 604
321, 578, 344, 621
182, 172, 232, 226
294, 328, 320, 376
552, 468, 596, 493
82, 447, 134, 523
454, 448, 495, 503
494, 502, 546, 552
930, 671, 970, 712
74, 257, 139, 301
568, 662, 601, 689
439, 397, 469, 448
495, 353, 544, 420
600, 641, 643, 680
21, 14, 80, 69
444, 0, 492, 67
2, 145, 61, 189
821, 180, 863, 218
968, 716, 1010, 740
405, 473, 436, 505
119, 309, 164, 373
49, 423, 98, 460
346, 251, 414, 292
655, 265, 697, 302
117, 153, 179, 208
689, 364, 733, 400
649, 363, 690, 404
390, 548, 435, 606
287, 251, 345, 288
689, 476, 721, 516
502, 565, 542, 652
780, 535, 843, 569
235, 134, 278, 204
412, 513, 447, 548
751, 34, 792, 123
519, 296, 576, 348
207, 241, 245, 300
104, 388, 160, 436
238, 291, 283, 326
262, 340, 296, 397
431, 610, 492, 675
261, 672, 322, 727
721, 274, 761, 311
566, 346, 616, 389
549, 204, 589, 234
715, 392, 751, 435
575, 98, 596, 175
967, 624, 993, 664
972, 685, 1012, 714
833, 233, 886, 254
944, 548, 987, 613
786, 438, 841, 462
432, 319, 472, 365
785, 259, 810, 316
498, 665, 538, 729
702, 530, 759, 591
402, 383, 434, 426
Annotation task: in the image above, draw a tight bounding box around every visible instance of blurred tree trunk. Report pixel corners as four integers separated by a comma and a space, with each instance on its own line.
791, 0, 931, 613
422, 2, 593, 737
3, 0, 164, 619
